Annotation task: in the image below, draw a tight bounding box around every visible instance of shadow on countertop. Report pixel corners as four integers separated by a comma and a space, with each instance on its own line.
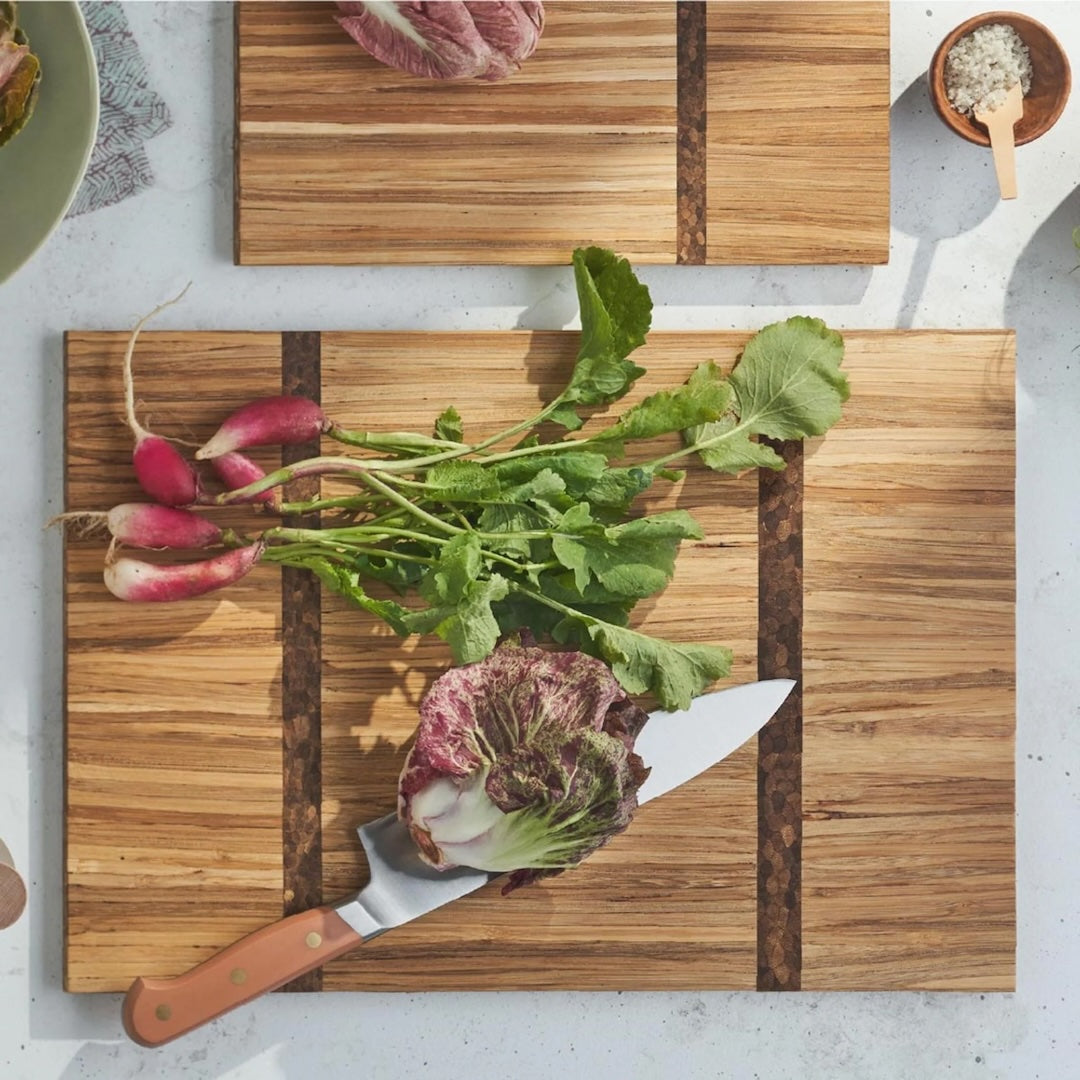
1005, 184, 1080, 397
890, 74, 1000, 328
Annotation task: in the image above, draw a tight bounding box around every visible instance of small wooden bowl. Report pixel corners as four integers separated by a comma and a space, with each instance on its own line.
929, 11, 1071, 146
0, 840, 26, 931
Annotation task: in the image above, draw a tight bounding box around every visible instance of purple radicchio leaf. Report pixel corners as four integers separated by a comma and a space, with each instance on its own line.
398, 637, 650, 894
334, 1, 544, 82
0, 42, 27, 88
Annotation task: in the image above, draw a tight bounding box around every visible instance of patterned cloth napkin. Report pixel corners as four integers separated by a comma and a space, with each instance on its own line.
66, 1, 172, 217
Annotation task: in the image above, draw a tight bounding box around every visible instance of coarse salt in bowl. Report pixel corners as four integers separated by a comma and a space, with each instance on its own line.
929, 10, 1071, 146
944, 22, 1032, 116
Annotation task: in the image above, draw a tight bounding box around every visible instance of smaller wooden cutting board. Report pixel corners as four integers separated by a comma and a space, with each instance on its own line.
234, 2, 890, 265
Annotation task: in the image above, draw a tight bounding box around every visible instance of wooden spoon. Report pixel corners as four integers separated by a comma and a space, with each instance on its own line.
975, 82, 1024, 199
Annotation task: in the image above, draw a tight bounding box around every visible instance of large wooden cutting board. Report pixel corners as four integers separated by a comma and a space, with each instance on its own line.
234, 1, 890, 265
64, 328, 1014, 993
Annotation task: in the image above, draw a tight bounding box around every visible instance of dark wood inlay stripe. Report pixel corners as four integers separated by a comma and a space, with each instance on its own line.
280, 330, 323, 993
757, 440, 803, 991
676, 0, 707, 264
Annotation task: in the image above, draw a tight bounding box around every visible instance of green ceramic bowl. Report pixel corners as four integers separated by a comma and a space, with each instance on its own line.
0, 1, 98, 284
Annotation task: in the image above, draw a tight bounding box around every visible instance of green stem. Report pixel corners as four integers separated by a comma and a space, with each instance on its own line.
213, 456, 381, 504
386, 475, 442, 491
483, 551, 559, 575
325, 400, 574, 478
262, 540, 435, 567
214, 398, 586, 506
324, 396, 572, 475
644, 417, 756, 470
466, 397, 569, 455
266, 525, 446, 548
473, 433, 603, 467
260, 542, 340, 562
509, 582, 592, 623
278, 494, 383, 515
360, 506, 424, 531
265, 529, 554, 582
327, 426, 465, 453
364, 472, 464, 536
642, 445, 695, 470
449, 507, 473, 530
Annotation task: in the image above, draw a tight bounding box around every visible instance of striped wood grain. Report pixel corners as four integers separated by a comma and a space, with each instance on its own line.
706, 1, 890, 264
235, 2, 677, 265
63, 330, 1014, 993
234, 1, 889, 266
64, 332, 285, 992
801, 331, 1015, 990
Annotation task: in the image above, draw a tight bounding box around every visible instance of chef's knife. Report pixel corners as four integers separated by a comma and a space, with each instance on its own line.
122, 678, 795, 1047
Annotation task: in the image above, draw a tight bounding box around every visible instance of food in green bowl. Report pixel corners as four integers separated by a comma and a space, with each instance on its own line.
0, 1, 41, 146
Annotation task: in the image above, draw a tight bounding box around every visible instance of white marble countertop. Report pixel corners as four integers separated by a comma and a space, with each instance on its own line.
2, 2, 1079, 1077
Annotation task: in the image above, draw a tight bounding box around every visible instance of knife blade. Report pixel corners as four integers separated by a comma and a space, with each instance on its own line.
122, 678, 794, 1047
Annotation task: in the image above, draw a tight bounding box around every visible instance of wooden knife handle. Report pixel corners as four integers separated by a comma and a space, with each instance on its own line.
122, 905, 363, 1047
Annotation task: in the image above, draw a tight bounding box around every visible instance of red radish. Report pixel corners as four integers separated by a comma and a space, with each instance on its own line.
209, 452, 282, 510
104, 543, 264, 602
107, 504, 223, 549
195, 396, 330, 461
131, 437, 199, 507
122, 287, 200, 506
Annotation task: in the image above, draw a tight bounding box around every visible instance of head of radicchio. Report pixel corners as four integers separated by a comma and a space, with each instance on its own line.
335, 2, 545, 82
398, 637, 650, 894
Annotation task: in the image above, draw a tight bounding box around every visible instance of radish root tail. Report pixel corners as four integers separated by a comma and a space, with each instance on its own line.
139, 412, 203, 450
123, 283, 193, 439
45, 511, 110, 537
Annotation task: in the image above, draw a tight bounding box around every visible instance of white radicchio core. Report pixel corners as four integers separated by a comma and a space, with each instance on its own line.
398, 637, 650, 893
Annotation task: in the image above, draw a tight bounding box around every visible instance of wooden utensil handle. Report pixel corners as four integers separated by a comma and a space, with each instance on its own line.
986, 120, 1018, 199
122, 906, 363, 1047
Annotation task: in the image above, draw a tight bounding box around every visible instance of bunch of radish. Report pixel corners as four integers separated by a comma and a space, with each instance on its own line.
105, 375, 330, 599
80, 295, 487, 604
81, 296, 343, 603
68, 247, 850, 714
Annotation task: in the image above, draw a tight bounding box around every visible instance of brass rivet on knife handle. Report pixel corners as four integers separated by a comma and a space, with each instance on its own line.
122, 906, 364, 1047
280, 331, 324, 993
757, 439, 803, 991
676, 0, 707, 264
